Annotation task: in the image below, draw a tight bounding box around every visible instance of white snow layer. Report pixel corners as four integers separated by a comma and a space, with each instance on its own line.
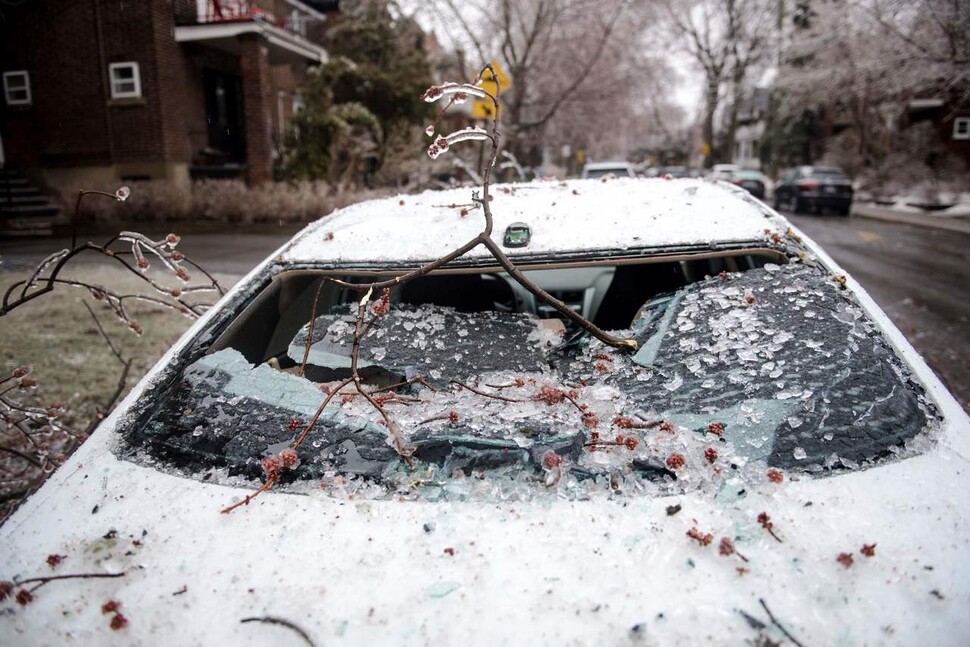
283, 178, 786, 264
1, 410, 969, 646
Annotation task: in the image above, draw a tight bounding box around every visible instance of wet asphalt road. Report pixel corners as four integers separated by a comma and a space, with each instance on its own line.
2, 216, 968, 410
785, 212, 970, 412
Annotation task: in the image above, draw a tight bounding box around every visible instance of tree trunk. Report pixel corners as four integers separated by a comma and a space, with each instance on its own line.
703, 73, 720, 168
726, 67, 744, 165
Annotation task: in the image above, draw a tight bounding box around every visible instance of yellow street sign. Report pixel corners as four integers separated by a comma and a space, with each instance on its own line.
471, 100, 501, 119
472, 61, 511, 120
480, 61, 511, 95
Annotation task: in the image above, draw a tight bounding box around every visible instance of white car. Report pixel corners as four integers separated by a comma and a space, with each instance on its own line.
2, 178, 968, 646
580, 160, 636, 179
709, 163, 742, 182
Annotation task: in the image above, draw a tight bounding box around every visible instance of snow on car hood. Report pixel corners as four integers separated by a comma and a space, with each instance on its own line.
282, 178, 784, 264
1, 407, 969, 646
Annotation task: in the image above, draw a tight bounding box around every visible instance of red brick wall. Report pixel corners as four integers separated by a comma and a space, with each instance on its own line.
239, 33, 273, 184
173, 0, 197, 23
1, 0, 323, 181
152, 1, 193, 162
97, 0, 166, 165
0, 0, 189, 168
0, 1, 111, 166
271, 63, 306, 152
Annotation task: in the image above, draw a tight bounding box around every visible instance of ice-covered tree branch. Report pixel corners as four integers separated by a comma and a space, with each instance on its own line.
221, 63, 637, 513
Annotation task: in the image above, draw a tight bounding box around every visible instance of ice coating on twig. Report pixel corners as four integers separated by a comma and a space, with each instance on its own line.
23, 250, 69, 292
427, 126, 490, 159
420, 82, 488, 103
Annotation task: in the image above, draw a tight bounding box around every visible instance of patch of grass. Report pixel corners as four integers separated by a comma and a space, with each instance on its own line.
0, 265, 238, 518
0, 268, 218, 424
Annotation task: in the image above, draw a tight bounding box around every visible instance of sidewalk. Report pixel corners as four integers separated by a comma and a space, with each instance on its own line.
852, 203, 970, 235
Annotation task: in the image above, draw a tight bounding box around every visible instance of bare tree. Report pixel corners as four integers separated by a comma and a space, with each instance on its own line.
771, 0, 970, 175
661, 0, 775, 167
774, 2, 875, 168
221, 67, 642, 512
419, 0, 660, 165
661, 1, 731, 167
724, 0, 775, 159
0, 189, 223, 519
866, 0, 970, 104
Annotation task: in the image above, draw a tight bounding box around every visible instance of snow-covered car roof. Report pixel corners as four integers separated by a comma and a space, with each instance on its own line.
2, 178, 969, 646
582, 160, 636, 171
281, 178, 778, 265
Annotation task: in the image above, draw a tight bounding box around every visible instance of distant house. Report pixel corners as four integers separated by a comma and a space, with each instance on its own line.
0, 0, 332, 195
903, 95, 970, 168
731, 89, 770, 171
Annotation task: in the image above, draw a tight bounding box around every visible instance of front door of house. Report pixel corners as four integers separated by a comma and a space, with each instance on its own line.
202, 68, 245, 164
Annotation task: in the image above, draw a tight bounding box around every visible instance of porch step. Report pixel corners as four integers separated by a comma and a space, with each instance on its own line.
2, 194, 48, 206
1, 203, 62, 217
0, 185, 42, 195
0, 170, 66, 237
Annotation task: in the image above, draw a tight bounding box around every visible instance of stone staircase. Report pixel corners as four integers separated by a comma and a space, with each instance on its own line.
0, 168, 66, 236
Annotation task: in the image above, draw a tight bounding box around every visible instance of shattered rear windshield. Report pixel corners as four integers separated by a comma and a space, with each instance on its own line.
123, 261, 937, 501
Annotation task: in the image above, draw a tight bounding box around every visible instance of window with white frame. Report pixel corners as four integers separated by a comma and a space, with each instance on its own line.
3, 71, 31, 106
109, 62, 142, 99
954, 117, 970, 141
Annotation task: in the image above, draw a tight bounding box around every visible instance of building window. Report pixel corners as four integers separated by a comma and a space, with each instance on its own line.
3, 70, 31, 106
109, 62, 142, 99
954, 117, 970, 141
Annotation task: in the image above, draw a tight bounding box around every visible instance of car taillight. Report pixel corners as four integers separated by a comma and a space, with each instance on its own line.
798, 181, 818, 190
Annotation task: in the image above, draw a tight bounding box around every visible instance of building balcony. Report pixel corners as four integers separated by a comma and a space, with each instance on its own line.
175, 1, 328, 63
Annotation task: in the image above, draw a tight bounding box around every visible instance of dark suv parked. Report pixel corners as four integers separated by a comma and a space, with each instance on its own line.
774, 166, 853, 216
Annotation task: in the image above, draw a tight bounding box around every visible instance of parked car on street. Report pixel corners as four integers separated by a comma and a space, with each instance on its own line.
2, 177, 968, 646
729, 169, 769, 199
580, 160, 636, 179
708, 163, 741, 181
656, 165, 690, 178
773, 166, 854, 215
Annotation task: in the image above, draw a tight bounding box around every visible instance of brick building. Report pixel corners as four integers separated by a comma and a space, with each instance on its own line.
0, 0, 331, 195
903, 95, 970, 169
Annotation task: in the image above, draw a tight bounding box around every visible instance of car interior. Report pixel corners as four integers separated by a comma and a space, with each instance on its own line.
209, 250, 786, 368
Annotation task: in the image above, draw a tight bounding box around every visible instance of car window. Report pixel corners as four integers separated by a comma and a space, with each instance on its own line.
583, 167, 633, 179
123, 260, 936, 501
812, 168, 849, 180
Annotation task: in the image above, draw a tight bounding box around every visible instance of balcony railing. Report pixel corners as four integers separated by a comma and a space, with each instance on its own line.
197, 1, 276, 24
177, 1, 325, 39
